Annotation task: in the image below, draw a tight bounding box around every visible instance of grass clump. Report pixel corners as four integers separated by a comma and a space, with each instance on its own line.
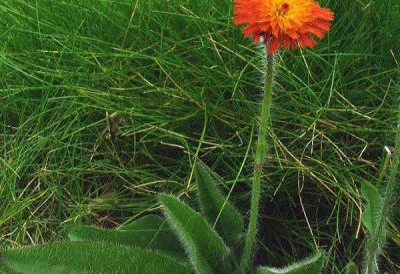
0, 0, 399, 272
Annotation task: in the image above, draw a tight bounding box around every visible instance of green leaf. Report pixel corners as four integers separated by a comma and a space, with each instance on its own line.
1, 242, 192, 274
0, 265, 15, 274
194, 162, 244, 248
160, 194, 234, 274
256, 252, 324, 274
68, 215, 184, 257
361, 181, 387, 246
122, 214, 164, 229
344, 262, 359, 274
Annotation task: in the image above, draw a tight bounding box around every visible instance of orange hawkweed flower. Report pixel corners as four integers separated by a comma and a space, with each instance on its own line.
234, 0, 334, 53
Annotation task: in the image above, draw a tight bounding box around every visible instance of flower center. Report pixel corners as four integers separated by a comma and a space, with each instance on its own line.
278, 3, 290, 15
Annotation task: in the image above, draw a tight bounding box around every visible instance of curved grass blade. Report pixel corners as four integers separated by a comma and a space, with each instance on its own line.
1, 242, 192, 274
160, 194, 234, 274
68, 215, 184, 257
256, 252, 324, 274
194, 161, 244, 248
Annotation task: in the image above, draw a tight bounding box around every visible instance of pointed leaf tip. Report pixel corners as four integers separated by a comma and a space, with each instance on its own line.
361, 181, 387, 247
344, 261, 359, 274
194, 161, 244, 248
67, 214, 184, 257
160, 193, 234, 274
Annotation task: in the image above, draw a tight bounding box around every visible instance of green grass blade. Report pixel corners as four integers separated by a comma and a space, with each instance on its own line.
160, 194, 234, 274
68, 215, 184, 257
194, 161, 244, 248
1, 242, 192, 274
256, 252, 324, 274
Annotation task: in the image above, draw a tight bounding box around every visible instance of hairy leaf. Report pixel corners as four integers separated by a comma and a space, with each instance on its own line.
344, 262, 359, 274
122, 215, 164, 229
68, 215, 184, 257
1, 242, 192, 274
256, 252, 324, 274
194, 161, 244, 248
361, 181, 387, 247
160, 194, 234, 274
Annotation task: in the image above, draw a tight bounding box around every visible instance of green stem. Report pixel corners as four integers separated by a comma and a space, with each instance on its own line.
366, 253, 378, 274
366, 107, 400, 274
382, 107, 400, 229
240, 51, 275, 273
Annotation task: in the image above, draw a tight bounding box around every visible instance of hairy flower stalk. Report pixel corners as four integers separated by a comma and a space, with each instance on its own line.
233, 0, 334, 272
240, 51, 274, 272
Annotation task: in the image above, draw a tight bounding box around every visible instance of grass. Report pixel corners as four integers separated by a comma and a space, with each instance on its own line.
0, 0, 399, 273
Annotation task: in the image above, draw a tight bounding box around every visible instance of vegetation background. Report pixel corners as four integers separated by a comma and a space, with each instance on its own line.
0, 0, 399, 272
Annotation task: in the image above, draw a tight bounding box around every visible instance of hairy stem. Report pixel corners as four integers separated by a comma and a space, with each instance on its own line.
366, 107, 400, 274
240, 51, 275, 273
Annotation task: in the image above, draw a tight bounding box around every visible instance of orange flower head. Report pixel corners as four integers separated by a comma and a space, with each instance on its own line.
234, 0, 334, 53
